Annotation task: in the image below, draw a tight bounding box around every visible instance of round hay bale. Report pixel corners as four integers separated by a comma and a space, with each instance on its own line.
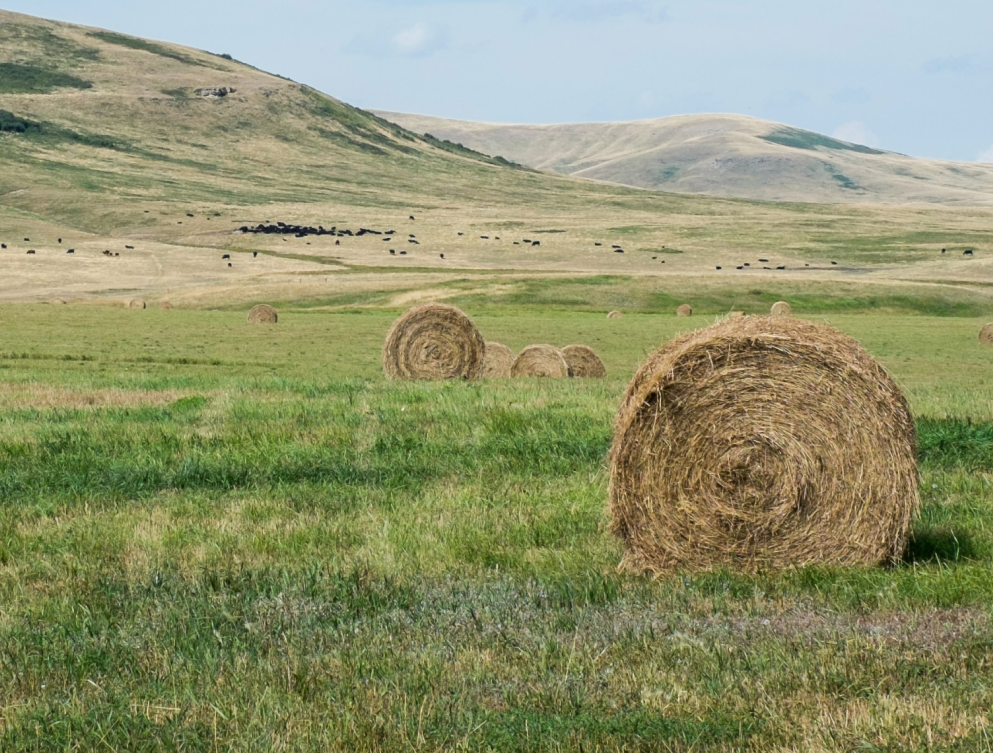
979, 324, 993, 344
676, 304, 693, 317
129, 298, 146, 310
160, 301, 174, 310
607, 310, 623, 319
482, 342, 515, 378
50, 298, 66, 306
511, 345, 571, 378
382, 303, 485, 380
771, 300, 793, 317
562, 344, 606, 378
609, 315, 919, 574
247, 304, 278, 324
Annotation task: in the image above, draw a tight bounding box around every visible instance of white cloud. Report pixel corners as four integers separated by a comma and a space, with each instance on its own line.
832, 121, 879, 148
393, 22, 442, 57
979, 146, 993, 163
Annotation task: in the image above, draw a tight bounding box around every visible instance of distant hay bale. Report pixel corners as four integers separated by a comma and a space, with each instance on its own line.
247, 304, 278, 324
980, 324, 993, 344
50, 298, 66, 305
383, 303, 485, 380
511, 345, 571, 378
607, 311, 623, 319
160, 301, 174, 310
562, 344, 606, 378
482, 342, 515, 378
129, 298, 146, 310
609, 315, 919, 574
676, 304, 692, 317
771, 301, 793, 317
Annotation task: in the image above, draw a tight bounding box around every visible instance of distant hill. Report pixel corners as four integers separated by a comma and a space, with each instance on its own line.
373, 111, 993, 205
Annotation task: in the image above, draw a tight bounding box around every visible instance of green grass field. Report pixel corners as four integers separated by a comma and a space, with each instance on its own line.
2, 304, 993, 751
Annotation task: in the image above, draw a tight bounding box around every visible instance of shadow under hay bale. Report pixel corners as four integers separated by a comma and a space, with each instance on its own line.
247, 304, 278, 324
771, 301, 793, 317
980, 324, 993, 345
562, 344, 606, 378
609, 315, 919, 574
511, 344, 571, 378
677, 304, 692, 317
607, 311, 623, 319
129, 298, 146, 310
383, 303, 485, 380
482, 342, 515, 378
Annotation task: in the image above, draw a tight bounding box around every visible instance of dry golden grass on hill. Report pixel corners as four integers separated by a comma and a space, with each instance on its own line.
0, 8, 992, 312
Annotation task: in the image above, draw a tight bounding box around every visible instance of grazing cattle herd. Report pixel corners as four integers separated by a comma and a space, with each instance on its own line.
0, 212, 976, 306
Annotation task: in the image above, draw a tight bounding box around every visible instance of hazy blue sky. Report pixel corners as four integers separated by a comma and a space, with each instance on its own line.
5, 1, 992, 162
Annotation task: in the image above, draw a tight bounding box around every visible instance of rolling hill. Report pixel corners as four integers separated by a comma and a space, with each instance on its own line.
0, 9, 992, 309
373, 111, 993, 206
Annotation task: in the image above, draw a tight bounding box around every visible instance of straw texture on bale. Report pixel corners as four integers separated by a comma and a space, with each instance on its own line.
676, 304, 693, 317
771, 301, 793, 317
511, 345, 571, 378
562, 344, 607, 378
607, 311, 623, 319
160, 301, 174, 310
482, 342, 515, 378
382, 303, 485, 381
980, 324, 993, 345
247, 304, 278, 324
610, 316, 919, 574
129, 298, 146, 310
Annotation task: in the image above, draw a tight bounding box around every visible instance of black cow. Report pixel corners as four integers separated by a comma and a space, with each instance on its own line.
24, 238, 29, 241
335, 240, 340, 245
458, 232, 464, 236
716, 266, 722, 270
125, 245, 134, 250
66, 249, 74, 255
409, 215, 415, 220
942, 248, 947, 253
736, 266, 743, 270
27, 250, 35, 254
253, 252, 258, 258
758, 258, 768, 262
965, 249, 975, 256
612, 245, 621, 249
440, 253, 445, 259
115, 253, 120, 257
532, 241, 540, 247
776, 266, 786, 270
831, 261, 838, 265
1, 244, 5, 249
228, 262, 232, 267
744, 263, 750, 267
481, 236, 489, 240
58, 238, 62, 244
222, 254, 231, 260
389, 249, 396, 255
614, 249, 624, 254
514, 242, 519, 245
400, 250, 407, 255
652, 256, 657, 260
186, 213, 194, 218
595, 243, 602, 247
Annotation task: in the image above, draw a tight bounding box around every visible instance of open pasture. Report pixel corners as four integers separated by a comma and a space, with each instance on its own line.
1, 303, 993, 751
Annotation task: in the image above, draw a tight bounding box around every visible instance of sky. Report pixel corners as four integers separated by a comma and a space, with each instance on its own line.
4, 0, 992, 162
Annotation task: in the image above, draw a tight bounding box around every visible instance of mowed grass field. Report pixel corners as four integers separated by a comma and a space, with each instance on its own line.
1, 303, 993, 751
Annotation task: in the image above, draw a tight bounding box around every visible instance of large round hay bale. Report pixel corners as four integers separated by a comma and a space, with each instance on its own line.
562, 344, 606, 378
247, 304, 278, 324
129, 298, 146, 310
607, 311, 623, 319
482, 342, 515, 378
609, 316, 919, 574
50, 298, 66, 306
511, 345, 571, 378
771, 300, 793, 317
383, 303, 485, 380
676, 304, 692, 317
160, 301, 174, 310
980, 324, 993, 344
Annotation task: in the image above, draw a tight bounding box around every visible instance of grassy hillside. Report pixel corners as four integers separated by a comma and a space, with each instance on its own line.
0, 9, 992, 314
375, 110, 993, 206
